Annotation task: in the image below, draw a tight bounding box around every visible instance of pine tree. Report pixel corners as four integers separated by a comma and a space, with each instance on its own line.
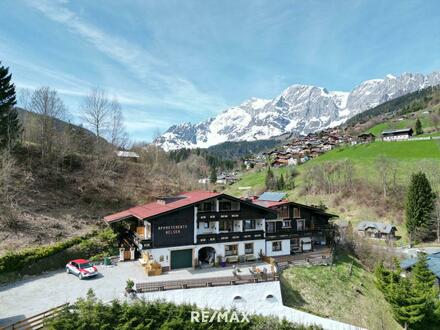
411, 254, 440, 326
376, 256, 440, 329
415, 118, 423, 135
209, 167, 217, 184
277, 173, 285, 190
406, 172, 436, 243
265, 167, 275, 190
0, 62, 19, 149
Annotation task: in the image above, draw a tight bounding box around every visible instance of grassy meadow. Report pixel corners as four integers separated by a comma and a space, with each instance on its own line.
280, 250, 401, 330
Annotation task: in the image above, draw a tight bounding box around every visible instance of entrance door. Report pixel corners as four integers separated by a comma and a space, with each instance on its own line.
170, 249, 193, 270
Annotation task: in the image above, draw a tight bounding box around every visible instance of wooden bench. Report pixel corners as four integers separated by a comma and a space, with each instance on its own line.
245, 254, 257, 262
226, 255, 239, 263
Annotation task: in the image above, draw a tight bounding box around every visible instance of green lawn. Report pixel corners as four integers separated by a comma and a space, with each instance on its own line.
366, 110, 437, 136
228, 139, 439, 246
280, 250, 401, 330
227, 167, 289, 196
315, 140, 440, 162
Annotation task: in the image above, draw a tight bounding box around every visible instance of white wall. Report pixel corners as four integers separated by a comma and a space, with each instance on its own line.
196, 240, 265, 259
265, 239, 290, 257
148, 245, 196, 269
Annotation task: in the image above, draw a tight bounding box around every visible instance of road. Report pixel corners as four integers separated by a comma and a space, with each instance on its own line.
0, 261, 270, 326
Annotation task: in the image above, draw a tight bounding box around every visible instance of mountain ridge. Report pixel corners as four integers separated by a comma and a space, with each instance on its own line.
155, 72, 440, 150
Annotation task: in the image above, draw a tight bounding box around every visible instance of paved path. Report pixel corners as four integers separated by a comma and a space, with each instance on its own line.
0, 261, 269, 326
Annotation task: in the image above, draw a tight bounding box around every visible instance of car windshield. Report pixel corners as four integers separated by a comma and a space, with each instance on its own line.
79, 262, 92, 269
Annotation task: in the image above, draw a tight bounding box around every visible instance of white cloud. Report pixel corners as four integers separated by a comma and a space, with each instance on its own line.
25, 0, 226, 116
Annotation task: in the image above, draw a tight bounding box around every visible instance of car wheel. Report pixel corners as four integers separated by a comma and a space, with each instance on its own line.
66, 268, 70, 274
79, 273, 83, 280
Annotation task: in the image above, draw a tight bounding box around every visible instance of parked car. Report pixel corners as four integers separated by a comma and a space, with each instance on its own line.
66, 259, 98, 279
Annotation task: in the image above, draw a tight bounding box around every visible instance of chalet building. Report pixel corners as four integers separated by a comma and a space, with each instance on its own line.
250, 192, 337, 256
357, 133, 375, 143
104, 191, 278, 271
381, 128, 413, 141
356, 221, 397, 239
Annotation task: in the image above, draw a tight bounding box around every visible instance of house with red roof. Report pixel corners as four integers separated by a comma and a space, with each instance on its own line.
104, 191, 277, 271
249, 192, 338, 256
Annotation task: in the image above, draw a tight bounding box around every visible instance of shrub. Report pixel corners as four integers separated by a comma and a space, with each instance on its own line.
0, 228, 117, 274
45, 293, 321, 330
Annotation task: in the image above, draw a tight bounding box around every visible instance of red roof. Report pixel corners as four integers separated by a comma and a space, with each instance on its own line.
104, 191, 221, 223
71, 259, 89, 264
251, 200, 289, 208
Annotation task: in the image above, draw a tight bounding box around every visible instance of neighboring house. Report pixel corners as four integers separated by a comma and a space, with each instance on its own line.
198, 178, 210, 184
401, 252, 440, 283
271, 157, 289, 167
104, 191, 278, 271
116, 150, 140, 161
250, 192, 337, 256
357, 133, 375, 143
381, 128, 413, 141
216, 173, 238, 185
356, 221, 397, 239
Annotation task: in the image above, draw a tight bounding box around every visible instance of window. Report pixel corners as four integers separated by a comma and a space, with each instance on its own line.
243, 220, 256, 231
272, 241, 282, 252
219, 199, 231, 211
267, 222, 276, 233
278, 205, 289, 218
219, 220, 233, 232
219, 198, 240, 211
198, 201, 215, 212
204, 222, 209, 229
282, 220, 291, 228
291, 238, 299, 247
296, 219, 304, 231
245, 243, 254, 254
225, 244, 238, 256
293, 208, 301, 218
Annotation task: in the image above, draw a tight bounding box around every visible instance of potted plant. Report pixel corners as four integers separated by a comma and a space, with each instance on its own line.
125, 279, 135, 296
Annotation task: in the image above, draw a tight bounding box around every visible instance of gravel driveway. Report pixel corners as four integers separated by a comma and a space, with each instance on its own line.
0, 261, 270, 326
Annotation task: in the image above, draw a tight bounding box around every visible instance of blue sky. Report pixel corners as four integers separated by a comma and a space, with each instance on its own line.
1, 0, 440, 142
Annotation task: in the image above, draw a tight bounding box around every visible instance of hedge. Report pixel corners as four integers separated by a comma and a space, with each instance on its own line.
46, 290, 322, 330
0, 229, 117, 274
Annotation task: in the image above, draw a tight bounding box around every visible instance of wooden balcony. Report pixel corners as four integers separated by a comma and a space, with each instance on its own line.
197, 230, 264, 244
265, 226, 333, 240
128, 230, 152, 249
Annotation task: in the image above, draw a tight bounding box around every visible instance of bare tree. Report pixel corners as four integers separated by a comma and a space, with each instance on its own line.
29, 87, 67, 162
108, 97, 128, 148
431, 110, 440, 132
81, 88, 111, 149
375, 155, 397, 200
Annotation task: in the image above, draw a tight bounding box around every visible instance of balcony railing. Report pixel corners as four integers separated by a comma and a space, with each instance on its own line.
265, 226, 333, 240
197, 211, 241, 222
197, 230, 264, 244
128, 230, 152, 249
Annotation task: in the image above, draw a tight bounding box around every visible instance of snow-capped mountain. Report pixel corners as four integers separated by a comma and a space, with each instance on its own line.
155, 72, 440, 150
